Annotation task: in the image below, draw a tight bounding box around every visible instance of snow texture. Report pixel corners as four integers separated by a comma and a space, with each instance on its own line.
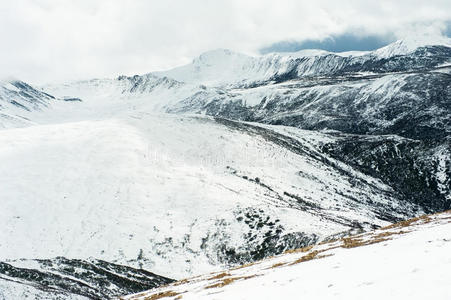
0, 38, 449, 298
123, 211, 451, 300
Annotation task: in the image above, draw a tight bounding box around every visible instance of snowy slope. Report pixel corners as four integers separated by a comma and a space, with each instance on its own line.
0, 38, 449, 299
0, 280, 88, 300
0, 258, 173, 300
1, 113, 418, 280
122, 210, 451, 300
0, 79, 56, 129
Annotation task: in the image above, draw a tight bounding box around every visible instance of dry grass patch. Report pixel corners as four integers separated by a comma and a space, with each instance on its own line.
204, 275, 257, 290
382, 213, 438, 230
208, 272, 231, 280
366, 210, 451, 234
144, 290, 180, 300
374, 230, 409, 239
340, 229, 410, 249
289, 250, 333, 265
290, 250, 319, 264
341, 235, 391, 248
230, 261, 259, 271
171, 278, 190, 286
267, 262, 287, 269
284, 245, 313, 254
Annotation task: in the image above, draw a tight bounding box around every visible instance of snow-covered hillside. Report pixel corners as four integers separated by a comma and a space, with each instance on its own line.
0, 38, 450, 299
1, 114, 418, 280
0, 258, 173, 300
36, 38, 451, 213
122, 210, 451, 300
0, 79, 56, 128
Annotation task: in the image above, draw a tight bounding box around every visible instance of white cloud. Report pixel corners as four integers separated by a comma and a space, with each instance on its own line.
0, 0, 450, 83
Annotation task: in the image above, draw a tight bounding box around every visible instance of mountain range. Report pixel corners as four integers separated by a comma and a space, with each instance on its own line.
0, 38, 450, 299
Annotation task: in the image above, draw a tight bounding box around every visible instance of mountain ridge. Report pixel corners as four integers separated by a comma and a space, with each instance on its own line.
0, 37, 449, 299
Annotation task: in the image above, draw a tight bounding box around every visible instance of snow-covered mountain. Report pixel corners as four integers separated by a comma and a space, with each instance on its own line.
122, 210, 451, 300
0, 38, 450, 299
41, 38, 451, 141
2, 115, 418, 277
151, 38, 451, 87
38, 38, 451, 211
374, 36, 451, 58
0, 79, 57, 128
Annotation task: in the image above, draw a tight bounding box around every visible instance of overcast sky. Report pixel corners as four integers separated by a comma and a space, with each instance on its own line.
1, 0, 450, 84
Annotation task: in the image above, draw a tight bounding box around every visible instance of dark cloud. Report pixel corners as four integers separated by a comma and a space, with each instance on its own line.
260, 33, 396, 54
445, 21, 451, 37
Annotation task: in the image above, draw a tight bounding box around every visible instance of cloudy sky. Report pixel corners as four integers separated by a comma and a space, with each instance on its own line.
1, 0, 450, 84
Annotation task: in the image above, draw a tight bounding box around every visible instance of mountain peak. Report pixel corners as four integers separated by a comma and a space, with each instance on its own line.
375, 36, 451, 58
